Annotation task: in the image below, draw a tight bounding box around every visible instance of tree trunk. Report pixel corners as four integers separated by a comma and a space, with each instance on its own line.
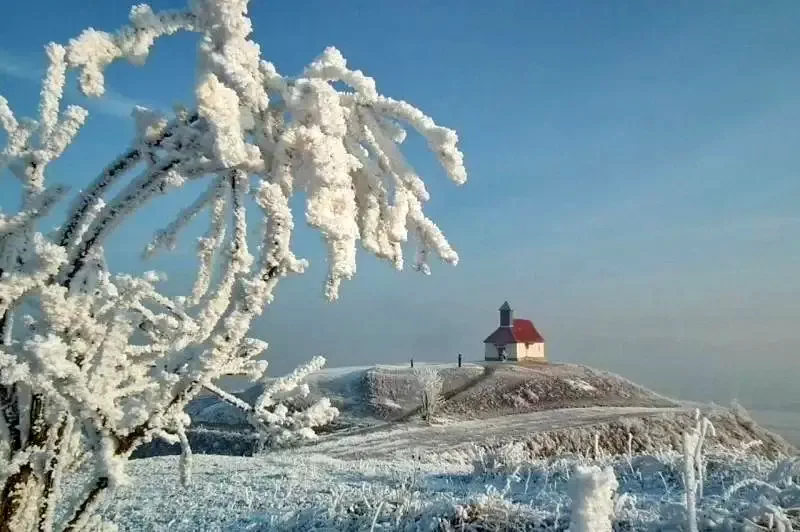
0, 394, 55, 531
0, 466, 42, 532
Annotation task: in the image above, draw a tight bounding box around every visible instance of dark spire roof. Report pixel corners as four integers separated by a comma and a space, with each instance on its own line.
499, 301, 511, 311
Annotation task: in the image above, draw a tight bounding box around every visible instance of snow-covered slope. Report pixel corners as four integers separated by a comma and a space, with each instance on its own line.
99, 432, 800, 531
296, 405, 793, 461
189, 361, 677, 429
115, 364, 800, 530
433, 362, 678, 419
138, 362, 796, 462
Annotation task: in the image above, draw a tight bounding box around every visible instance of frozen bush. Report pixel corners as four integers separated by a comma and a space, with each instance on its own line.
413, 367, 443, 422
0, 1, 466, 528
468, 441, 528, 477
568, 464, 618, 532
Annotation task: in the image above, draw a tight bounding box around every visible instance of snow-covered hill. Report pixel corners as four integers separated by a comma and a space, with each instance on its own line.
190, 361, 678, 428
135, 362, 795, 461
294, 405, 793, 462
111, 362, 800, 530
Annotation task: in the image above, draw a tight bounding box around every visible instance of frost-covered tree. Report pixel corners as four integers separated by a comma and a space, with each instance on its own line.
0, 1, 466, 530
413, 367, 443, 422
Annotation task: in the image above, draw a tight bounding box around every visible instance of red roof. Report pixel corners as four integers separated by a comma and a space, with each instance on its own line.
484, 319, 544, 344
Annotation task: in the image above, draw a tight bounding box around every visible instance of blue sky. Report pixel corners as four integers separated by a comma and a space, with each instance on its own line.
2, 1, 800, 409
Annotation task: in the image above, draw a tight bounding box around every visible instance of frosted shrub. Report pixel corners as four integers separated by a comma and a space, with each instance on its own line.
0, 1, 466, 529
413, 367, 443, 422
568, 465, 619, 532
469, 441, 528, 477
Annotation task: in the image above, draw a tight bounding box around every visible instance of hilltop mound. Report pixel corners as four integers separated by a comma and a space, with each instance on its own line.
435, 362, 678, 420
137, 361, 796, 460
189, 361, 677, 429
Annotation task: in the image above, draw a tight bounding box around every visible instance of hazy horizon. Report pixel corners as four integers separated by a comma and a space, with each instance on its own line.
2, 1, 799, 417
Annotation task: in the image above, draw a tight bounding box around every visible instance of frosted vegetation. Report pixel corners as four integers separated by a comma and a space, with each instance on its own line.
412, 366, 443, 422
79, 414, 800, 530
0, 0, 466, 530
2, 1, 798, 531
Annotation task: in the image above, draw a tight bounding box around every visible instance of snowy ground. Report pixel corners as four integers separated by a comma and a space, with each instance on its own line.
100, 404, 800, 530
106, 363, 798, 530
301, 406, 685, 460
97, 429, 800, 531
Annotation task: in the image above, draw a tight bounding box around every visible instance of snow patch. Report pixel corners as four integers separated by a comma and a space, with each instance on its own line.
566, 378, 597, 393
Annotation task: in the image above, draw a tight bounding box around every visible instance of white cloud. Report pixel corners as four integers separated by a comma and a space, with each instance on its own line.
0, 48, 160, 119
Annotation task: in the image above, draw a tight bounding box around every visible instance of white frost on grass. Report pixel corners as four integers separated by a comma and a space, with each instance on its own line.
302, 406, 685, 461
565, 378, 597, 393
90, 436, 799, 531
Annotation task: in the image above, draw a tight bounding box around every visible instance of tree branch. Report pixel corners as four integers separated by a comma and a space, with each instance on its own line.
58, 112, 199, 253
63, 476, 108, 532
0, 381, 20, 453
37, 418, 68, 531
202, 382, 253, 413
0, 464, 34, 532
63, 158, 182, 288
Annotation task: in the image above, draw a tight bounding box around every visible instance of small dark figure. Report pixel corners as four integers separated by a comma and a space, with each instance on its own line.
458, 353, 462, 368
410, 357, 414, 368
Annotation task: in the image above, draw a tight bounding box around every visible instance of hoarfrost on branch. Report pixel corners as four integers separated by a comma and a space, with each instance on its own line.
0, 1, 466, 530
